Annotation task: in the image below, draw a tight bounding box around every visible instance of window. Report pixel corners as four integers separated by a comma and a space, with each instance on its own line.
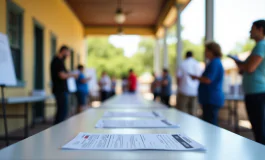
7, 1, 24, 82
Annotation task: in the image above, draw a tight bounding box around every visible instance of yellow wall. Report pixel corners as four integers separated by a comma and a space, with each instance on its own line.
0, 0, 6, 34
0, 0, 85, 135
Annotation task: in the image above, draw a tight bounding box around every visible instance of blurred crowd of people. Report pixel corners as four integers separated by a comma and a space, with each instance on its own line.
99, 68, 137, 101
151, 43, 231, 125
150, 19, 265, 145
151, 68, 172, 107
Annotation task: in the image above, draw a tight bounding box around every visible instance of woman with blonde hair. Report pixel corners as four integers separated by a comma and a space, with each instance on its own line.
191, 42, 224, 125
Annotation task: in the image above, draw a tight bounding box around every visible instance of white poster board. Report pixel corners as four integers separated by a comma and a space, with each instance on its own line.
0, 33, 17, 86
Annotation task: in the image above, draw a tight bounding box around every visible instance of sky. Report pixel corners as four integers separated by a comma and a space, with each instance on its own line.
109, 35, 140, 57
109, 0, 265, 57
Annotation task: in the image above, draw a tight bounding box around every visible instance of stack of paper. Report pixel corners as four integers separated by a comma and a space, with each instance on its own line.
95, 119, 179, 128
62, 132, 205, 151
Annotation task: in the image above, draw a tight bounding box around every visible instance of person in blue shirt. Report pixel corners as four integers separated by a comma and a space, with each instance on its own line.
236, 20, 265, 145
191, 42, 224, 125
161, 68, 172, 107
75, 65, 90, 113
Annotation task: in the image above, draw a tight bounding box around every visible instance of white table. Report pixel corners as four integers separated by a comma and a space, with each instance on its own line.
6, 95, 54, 104
0, 107, 264, 159
101, 93, 167, 109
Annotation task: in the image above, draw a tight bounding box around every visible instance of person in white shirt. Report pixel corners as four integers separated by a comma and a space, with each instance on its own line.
176, 51, 202, 115
99, 71, 111, 101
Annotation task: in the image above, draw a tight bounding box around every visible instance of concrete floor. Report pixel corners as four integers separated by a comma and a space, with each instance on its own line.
0, 120, 53, 149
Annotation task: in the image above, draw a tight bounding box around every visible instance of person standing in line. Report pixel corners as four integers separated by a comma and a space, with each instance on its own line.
99, 71, 111, 101
75, 64, 90, 113
151, 72, 161, 101
110, 76, 117, 97
191, 42, 224, 126
236, 20, 265, 145
122, 75, 128, 93
161, 68, 172, 107
50, 45, 78, 124
128, 69, 137, 93
176, 51, 202, 115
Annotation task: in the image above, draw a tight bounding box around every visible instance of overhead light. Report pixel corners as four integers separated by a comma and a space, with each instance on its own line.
114, 8, 126, 24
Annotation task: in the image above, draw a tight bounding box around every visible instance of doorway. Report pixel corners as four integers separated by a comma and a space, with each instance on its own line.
33, 21, 44, 123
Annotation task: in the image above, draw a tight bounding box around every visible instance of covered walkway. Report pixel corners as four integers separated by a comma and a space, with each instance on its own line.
1, 0, 264, 158
0, 0, 195, 138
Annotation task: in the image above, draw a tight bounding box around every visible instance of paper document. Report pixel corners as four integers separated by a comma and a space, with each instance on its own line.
67, 77, 77, 92
95, 119, 179, 128
227, 55, 243, 63
62, 132, 205, 151
103, 111, 164, 118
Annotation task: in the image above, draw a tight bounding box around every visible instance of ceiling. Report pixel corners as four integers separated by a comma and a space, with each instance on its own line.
64, 0, 190, 36
65, 0, 167, 27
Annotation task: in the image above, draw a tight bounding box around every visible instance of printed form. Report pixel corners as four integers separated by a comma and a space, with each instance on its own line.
62, 133, 205, 151
103, 111, 164, 118
95, 119, 179, 128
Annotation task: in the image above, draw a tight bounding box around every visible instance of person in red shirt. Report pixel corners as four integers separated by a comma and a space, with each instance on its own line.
128, 69, 137, 93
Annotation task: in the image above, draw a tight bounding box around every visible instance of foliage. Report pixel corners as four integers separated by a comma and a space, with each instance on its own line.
86, 25, 254, 79
230, 39, 255, 55
131, 38, 154, 72
86, 37, 149, 78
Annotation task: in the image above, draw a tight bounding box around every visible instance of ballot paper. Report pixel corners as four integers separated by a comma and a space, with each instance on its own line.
95, 119, 179, 128
62, 132, 205, 151
102, 111, 164, 118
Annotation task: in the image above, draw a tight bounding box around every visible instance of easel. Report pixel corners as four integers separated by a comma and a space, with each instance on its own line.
1, 84, 9, 146
0, 33, 17, 146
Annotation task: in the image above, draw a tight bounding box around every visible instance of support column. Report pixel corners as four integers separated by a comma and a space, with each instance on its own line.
205, 0, 214, 42
176, 4, 183, 69
154, 38, 160, 74
163, 26, 168, 68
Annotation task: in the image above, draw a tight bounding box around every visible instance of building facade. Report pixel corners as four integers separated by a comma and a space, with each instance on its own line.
0, 0, 85, 135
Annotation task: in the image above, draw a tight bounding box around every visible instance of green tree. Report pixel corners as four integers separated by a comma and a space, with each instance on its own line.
230, 39, 255, 54
87, 37, 148, 78
131, 38, 154, 72
87, 37, 129, 78
86, 34, 205, 79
